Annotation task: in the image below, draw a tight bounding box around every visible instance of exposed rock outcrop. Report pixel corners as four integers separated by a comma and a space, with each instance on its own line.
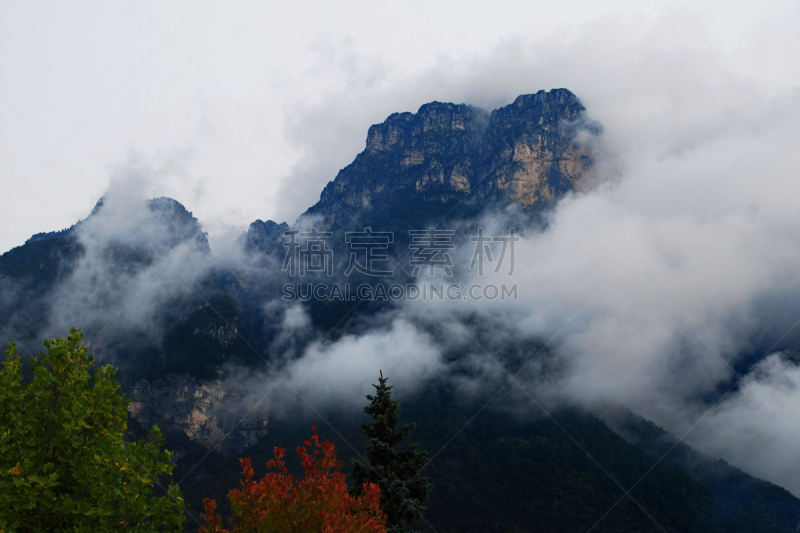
127, 372, 268, 455
301, 88, 598, 228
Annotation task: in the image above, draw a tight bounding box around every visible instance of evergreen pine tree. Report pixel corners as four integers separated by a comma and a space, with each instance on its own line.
351, 371, 431, 533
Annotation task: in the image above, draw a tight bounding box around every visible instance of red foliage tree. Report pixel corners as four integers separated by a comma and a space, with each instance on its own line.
200, 427, 387, 533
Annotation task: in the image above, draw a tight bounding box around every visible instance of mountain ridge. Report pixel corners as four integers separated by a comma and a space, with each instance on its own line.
303, 88, 595, 229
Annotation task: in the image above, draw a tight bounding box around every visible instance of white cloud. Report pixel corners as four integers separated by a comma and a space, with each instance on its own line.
273, 318, 444, 409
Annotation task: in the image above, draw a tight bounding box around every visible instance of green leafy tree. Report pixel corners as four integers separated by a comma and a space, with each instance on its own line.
351, 371, 431, 533
0, 328, 185, 532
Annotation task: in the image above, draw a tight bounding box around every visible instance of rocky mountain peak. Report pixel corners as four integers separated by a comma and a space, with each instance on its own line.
364, 102, 486, 156
85, 195, 210, 254
238, 219, 289, 255
489, 89, 586, 134
301, 88, 598, 229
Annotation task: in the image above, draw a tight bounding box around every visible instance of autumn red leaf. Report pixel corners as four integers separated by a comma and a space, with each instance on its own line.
200, 427, 387, 533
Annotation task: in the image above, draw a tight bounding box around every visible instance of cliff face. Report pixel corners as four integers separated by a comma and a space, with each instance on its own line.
127, 373, 268, 455
476, 90, 592, 203
302, 88, 597, 228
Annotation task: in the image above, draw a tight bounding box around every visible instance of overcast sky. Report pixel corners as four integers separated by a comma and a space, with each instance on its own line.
1, 0, 797, 254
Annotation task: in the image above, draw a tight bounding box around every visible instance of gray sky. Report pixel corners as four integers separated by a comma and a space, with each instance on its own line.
1, 0, 796, 254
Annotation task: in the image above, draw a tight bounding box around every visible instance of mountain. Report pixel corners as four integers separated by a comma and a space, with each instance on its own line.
237, 219, 289, 256
0, 196, 209, 339
2, 89, 800, 532
235, 89, 597, 246
303, 89, 594, 230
